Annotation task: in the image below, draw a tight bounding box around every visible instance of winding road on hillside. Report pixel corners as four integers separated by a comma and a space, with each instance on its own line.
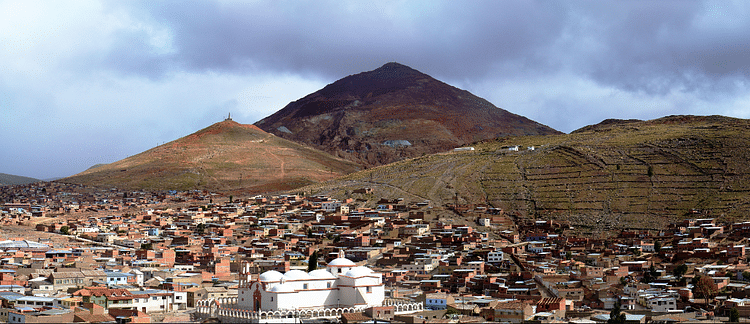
263, 135, 287, 178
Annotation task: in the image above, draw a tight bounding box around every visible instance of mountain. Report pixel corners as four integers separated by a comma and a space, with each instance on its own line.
255, 62, 561, 166
60, 119, 361, 193
0, 173, 41, 186
298, 115, 750, 233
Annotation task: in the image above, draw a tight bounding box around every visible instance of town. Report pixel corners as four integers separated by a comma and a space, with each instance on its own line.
1, 181, 749, 323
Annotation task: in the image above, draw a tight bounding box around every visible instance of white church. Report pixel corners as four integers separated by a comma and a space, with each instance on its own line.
237, 252, 385, 311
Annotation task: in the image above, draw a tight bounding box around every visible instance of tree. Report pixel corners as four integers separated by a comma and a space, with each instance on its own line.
445, 308, 459, 316
693, 275, 719, 303
654, 240, 662, 252
649, 265, 658, 279
140, 243, 153, 250
730, 307, 740, 323
608, 300, 626, 324
642, 265, 658, 284
60, 226, 69, 235
673, 264, 688, 280
196, 223, 206, 234
308, 251, 318, 272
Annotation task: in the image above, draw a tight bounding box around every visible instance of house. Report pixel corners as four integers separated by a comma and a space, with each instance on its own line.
419, 292, 454, 310
13, 296, 62, 309
72, 303, 116, 323
44, 270, 107, 293
491, 300, 535, 323
488, 251, 504, 263
128, 269, 144, 286
640, 294, 677, 313
7, 308, 74, 323
106, 271, 132, 287
72, 287, 135, 310
28, 277, 53, 295
591, 313, 646, 323
131, 289, 187, 313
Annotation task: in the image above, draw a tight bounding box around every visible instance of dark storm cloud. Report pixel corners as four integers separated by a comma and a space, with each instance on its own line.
4, 0, 750, 179
561, 1, 750, 96
112, 1, 750, 97
132, 1, 569, 78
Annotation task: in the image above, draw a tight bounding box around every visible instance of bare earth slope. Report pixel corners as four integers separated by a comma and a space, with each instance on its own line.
61, 120, 361, 193
255, 62, 561, 166
301, 115, 750, 233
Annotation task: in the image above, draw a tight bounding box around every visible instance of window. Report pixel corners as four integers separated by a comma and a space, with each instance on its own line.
327, 282, 332, 288
366, 287, 372, 293
303, 283, 308, 289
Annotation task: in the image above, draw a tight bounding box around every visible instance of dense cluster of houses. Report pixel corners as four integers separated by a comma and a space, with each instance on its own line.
1, 182, 750, 322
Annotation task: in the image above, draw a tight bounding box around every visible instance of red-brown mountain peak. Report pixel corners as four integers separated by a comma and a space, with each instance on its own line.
255, 62, 560, 166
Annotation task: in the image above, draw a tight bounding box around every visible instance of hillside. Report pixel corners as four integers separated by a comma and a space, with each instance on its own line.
299, 115, 750, 233
61, 119, 361, 193
255, 62, 560, 166
0, 173, 41, 186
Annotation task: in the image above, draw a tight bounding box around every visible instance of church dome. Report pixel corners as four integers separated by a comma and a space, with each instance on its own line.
344, 266, 373, 278
269, 283, 296, 293
327, 257, 356, 267
283, 269, 312, 281
309, 269, 336, 279
259, 270, 284, 282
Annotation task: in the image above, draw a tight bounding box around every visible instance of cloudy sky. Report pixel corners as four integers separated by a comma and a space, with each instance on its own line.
3, 1, 750, 179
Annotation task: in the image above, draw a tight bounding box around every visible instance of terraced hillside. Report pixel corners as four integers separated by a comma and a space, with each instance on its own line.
61, 120, 361, 193
302, 115, 750, 232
